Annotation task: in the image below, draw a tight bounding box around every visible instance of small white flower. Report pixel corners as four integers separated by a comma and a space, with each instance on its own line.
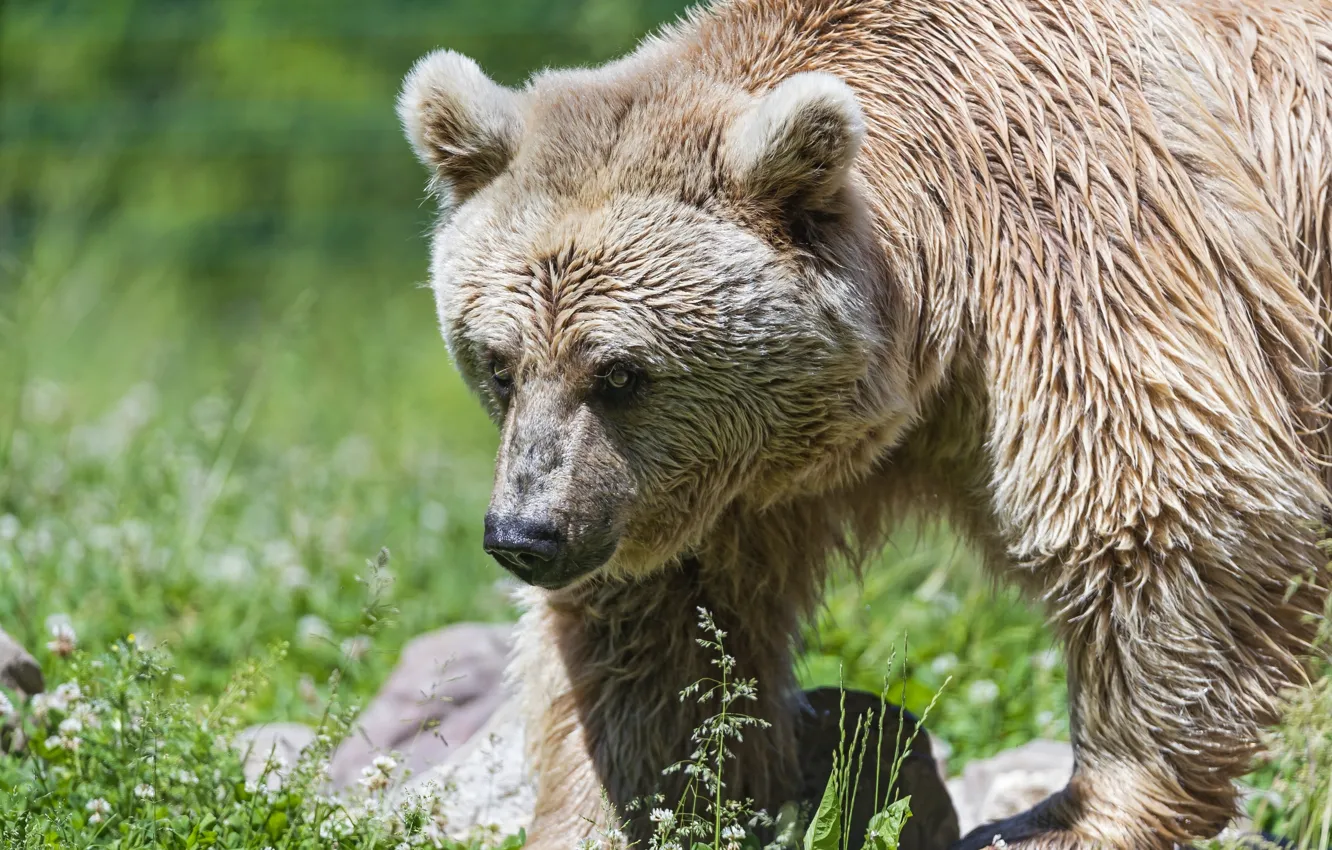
649, 808, 675, 827
175, 769, 199, 785
134, 783, 156, 800
575, 838, 603, 850
1031, 648, 1061, 673
296, 615, 332, 647
359, 765, 392, 792
341, 635, 371, 662
87, 798, 110, 815
54, 681, 83, 705
930, 653, 958, 676
58, 717, 82, 736
46, 734, 80, 752
372, 754, 398, 774
70, 703, 101, 729
967, 679, 1000, 705
721, 825, 746, 841
0, 691, 13, 718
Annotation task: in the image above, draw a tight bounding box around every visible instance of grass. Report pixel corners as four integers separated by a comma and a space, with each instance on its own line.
1, 260, 1328, 847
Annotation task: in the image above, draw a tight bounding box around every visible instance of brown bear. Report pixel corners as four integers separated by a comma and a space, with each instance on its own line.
397, 0, 1332, 847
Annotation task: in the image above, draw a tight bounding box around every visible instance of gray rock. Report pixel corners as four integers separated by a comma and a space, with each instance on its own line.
397, 696, 535, 840
0, 627, 43, 697
328, 622, 512, 789
234, 722, 317, 786
945, 739, 1073, 836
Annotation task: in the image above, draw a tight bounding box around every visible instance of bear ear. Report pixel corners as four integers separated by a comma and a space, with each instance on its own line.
725, 72, 866, 210
398, 50, 524, 204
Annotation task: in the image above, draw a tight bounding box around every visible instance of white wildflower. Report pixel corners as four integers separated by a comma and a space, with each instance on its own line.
372, 754, 398, 774
205, 548, 253, 585
134, 783, 155, 800
0, 691, 13, 718
296, 615, 332, 647
46, 735, 79, 756
54, 681, 83, 705
968, 679, 1000, 705
359, 764, 392, 792
1032, 648, 1061, 673
46, 623, 77, 663
930, 653, 958, 676
341, 635, 370, 662
58, 717, 82, 736
86, 796, 110, 824
649, 808, 675, 828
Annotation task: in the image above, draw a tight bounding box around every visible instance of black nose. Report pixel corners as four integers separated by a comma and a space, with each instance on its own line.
483, 513, 563, 579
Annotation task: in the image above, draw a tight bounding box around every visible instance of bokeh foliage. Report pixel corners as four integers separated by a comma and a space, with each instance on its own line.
1, 0, 694, 313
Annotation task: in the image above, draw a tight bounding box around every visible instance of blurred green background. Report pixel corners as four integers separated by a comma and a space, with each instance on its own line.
0, 0, 1064, 766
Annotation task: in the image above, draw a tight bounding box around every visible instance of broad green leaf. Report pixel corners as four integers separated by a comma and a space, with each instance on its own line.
864, 796, 912, 850
803, 769, 843, 850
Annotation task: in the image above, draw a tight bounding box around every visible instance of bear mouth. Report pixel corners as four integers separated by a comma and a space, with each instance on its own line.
492, 540, 617, 590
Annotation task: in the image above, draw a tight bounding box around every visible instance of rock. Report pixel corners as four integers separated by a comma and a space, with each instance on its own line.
797, 688, 960, 850
328, 623, 512, 788
234, 722, 317, 785
944, 739, 1073, 836
0, 627, 43, 697
397, 696, 535, 840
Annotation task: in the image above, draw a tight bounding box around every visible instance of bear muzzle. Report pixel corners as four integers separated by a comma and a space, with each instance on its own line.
482, 510, 614, 589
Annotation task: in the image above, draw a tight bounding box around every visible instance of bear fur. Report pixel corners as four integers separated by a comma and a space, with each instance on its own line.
399, 1, 1332, 848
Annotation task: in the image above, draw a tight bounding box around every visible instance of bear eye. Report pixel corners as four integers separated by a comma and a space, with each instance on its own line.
595, 362, 641, 402
489, 360, 514, 397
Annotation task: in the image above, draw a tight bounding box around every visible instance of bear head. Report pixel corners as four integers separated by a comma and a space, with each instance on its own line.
400, 50, 904, 589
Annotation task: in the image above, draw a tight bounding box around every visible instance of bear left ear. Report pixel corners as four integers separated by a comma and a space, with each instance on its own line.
725, 72, 866, 211
398, 50, 524, 205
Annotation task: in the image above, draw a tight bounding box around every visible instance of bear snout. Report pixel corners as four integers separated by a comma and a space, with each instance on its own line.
482, 510, 614, 589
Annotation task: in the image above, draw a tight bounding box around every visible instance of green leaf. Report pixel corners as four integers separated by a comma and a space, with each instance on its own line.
803, 768, 842, 850
265, 810, 288, 837
864, 796, 912, 850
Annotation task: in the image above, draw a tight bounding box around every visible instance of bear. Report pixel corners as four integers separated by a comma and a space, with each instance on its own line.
397, 0, 1332, 847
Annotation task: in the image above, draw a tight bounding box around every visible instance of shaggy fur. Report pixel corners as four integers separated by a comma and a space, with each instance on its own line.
399, 1, 1332, 848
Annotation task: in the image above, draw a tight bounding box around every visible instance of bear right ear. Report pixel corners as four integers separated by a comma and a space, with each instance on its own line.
724, 72, 866, 211
398, 50, 523, 204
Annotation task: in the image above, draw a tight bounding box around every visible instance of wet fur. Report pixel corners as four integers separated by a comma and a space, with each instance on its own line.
402, 1, 1332, 848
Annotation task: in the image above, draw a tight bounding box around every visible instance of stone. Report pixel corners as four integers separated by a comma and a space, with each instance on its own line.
234, 722, 317, 786
397, 696, 535, 840
944, 739, 1073, 837
328, 622, 512, 788
0, 627, 43, 697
